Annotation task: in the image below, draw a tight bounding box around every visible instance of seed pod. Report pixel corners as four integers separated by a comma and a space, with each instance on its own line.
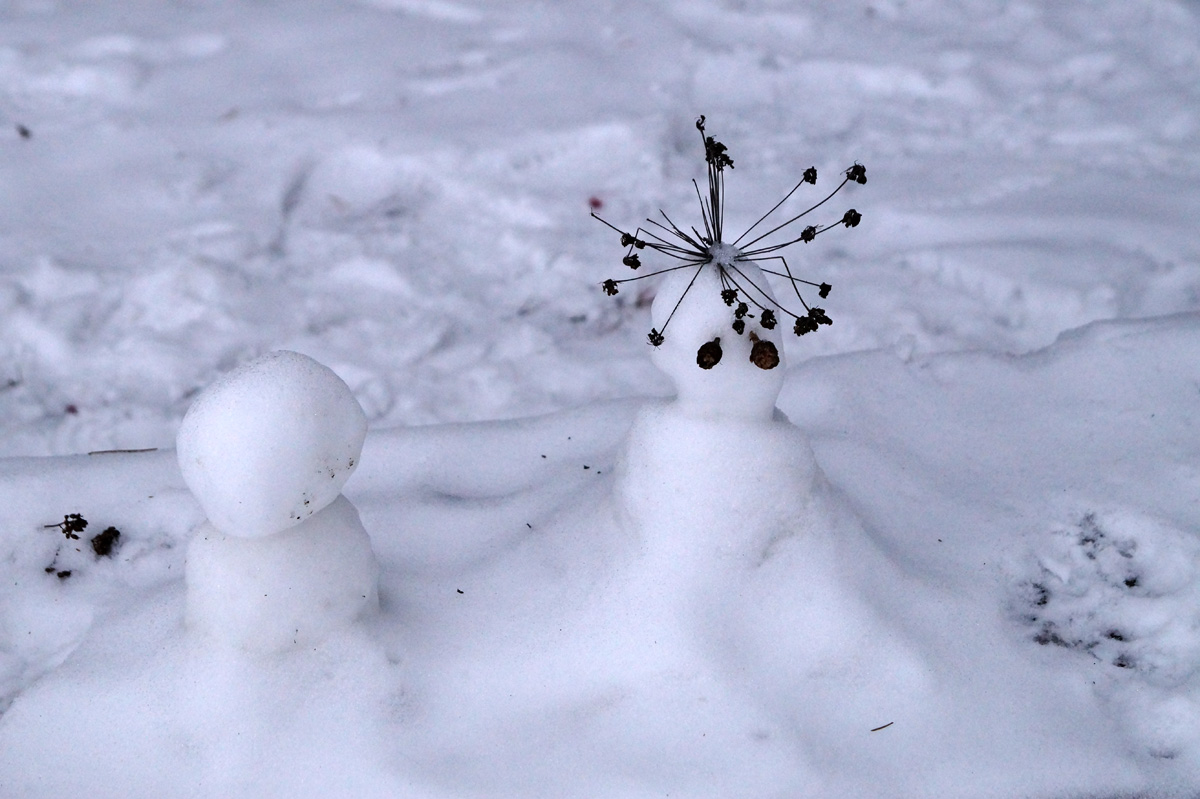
696, 337, 723, 369
749, 339, 779, 370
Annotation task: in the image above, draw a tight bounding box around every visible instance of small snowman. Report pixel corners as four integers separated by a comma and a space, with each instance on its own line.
589, 116, 869, 617
591, 117, 867, 552
177, 350, 378, 652
616, 257, 824, 568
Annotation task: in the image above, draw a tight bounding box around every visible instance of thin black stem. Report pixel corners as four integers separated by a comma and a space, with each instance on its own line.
658, 262, 709, 338
732, 176, 810, 247
610, 260, 708, 284
591, 212, 628, 238
717, 168, 726, 243
721, 273, 776, 320
729, 260, 809, 316
738, 177, 850, 250
657, 210, 706, 252
692, 179, 714, 245
740, 220, 840, 257
593, 212, 704, 260
743, 255, 807, 305
637, 225, 706, 258
745, 260, 830, 291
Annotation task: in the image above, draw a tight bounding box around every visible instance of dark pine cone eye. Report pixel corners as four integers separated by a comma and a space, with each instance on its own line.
750, 338, 779, 370
696, 337, 723, 369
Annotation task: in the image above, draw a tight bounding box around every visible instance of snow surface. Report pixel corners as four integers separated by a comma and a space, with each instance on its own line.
3, 0, 1200, 796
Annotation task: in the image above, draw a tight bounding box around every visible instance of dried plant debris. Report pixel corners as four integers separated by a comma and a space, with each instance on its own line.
44, 513, 88, 540
91, 526, 121, 558
41, 515, 124, 579
1012, 510, 1200, 683
594, 115, 864, 367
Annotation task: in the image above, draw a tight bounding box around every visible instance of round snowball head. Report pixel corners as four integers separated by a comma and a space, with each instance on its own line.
185, 495, 379, 652
177, 350, 367, 538
650, 260, 786, 420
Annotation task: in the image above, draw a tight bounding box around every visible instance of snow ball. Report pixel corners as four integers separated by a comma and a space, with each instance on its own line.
185, 495, 379, 652
177, 350, 367, 538
650, 261, 786, 420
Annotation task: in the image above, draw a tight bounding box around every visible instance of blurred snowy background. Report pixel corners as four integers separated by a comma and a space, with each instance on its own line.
3, 0, 1198, 456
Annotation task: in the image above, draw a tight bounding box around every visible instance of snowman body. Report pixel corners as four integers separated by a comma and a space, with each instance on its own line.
177, 351, 378, 652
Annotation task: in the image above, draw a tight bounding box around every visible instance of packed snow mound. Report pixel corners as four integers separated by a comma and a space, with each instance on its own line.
5, 314, 1200, 797
176, 351, 367, 538
186, 495, 379, 652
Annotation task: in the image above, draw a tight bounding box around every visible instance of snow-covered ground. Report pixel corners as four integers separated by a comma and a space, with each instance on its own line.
3, 1, 1200, 796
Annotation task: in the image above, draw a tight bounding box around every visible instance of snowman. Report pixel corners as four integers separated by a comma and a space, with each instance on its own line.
176, 350, 379, 652
615, 256, 824, 579
592, 117, 869, 633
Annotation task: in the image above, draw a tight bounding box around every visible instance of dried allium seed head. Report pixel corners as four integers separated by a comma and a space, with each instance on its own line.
591, 115, 864, 363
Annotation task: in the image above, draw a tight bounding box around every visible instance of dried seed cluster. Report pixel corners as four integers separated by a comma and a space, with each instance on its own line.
594, 116, 865, 369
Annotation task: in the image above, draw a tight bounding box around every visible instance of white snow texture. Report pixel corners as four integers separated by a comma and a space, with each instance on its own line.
2, 0, 1200, 797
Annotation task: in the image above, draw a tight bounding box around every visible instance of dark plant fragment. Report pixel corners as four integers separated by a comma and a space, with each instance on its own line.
91, 526, 121, 557
45, 513, 88, 541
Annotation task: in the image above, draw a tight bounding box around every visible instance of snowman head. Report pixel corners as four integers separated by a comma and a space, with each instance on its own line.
649, 253, 786, 420
176, 351, 367, 538
593, 116, 866, 418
